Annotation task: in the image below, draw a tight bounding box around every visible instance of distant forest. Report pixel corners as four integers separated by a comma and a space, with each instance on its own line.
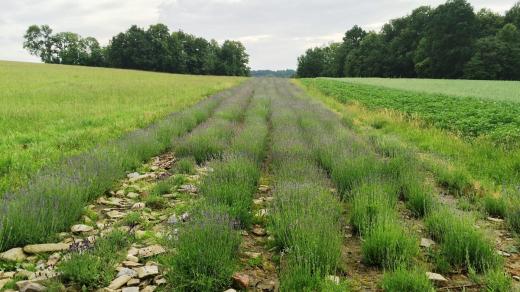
251, 69, 296, 78
23, 24, 250, 76
297, 0, 520, 80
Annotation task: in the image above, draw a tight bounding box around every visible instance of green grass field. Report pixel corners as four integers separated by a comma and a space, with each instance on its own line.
0, 61, 244, 193
333, 77, 520, 103
0, 78, 517, 292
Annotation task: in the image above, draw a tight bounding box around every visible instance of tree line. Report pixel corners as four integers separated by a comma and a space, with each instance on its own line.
251, 69, 296, 78
297, 0, 520, 80
23, 24, 250, 76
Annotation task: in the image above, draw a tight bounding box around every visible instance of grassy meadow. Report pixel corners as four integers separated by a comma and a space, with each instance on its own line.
0, 77, 517, 292
0, 61, 244, 193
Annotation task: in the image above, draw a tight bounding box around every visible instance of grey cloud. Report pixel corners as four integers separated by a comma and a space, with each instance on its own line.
1, 0, 517, 69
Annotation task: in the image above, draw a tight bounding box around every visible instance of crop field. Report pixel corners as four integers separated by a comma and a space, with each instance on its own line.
333, 78, 520, 103
0, 76, 519, 292
0, 61, 244, 193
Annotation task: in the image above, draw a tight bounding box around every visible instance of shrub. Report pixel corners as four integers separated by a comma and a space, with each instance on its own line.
381, 267, 434, 292
349, 183, 397, 234
120, 212, 143, 227
175, 157, 196, 174
144, 195, 167, 209
425, 207, 500, 272
483, 269, 512, 292
59, 231, 130, 288
483, 195, 507, 218
404, 183, 435, 218
200, 156, 259, 227
330, 156, 381, 197
362, 218, 418, 270
166, 207, 240, 291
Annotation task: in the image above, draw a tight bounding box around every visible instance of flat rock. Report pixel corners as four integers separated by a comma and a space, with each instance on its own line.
126, 254, 139, 263
106, 210, 125, 219
327, 275, 340, 285
117, 268, 137, 278
127, 172, 140, 179
71, 224, 93, 233
128, 247, 139, 256
426, 272, 448, 282
136, 266, 159, 278
127, 278, 140, 286
224, 290, 237, 292
0, 247, 27, 262
16, 281, 47, 292
122, 261, 142, 267
98, 197, 124, 207
420, 238, 436, 248
23, 243, 70, 254
127, 192, 140, 199
138, 245, 166, 258
487, 217, 504, 223
252, 227, 266, 236
244, 251, 261, 259
141, 286, 157, 292
178, 184, 198, 193
108, 275, 132, 290
256, 280, 277, 291
0, 279, 10, 290
132, 202, 146, 210
258, 185, 270, 193
122, 287, 139, 292
232, 273, 250, 289
129, 173, 155, 183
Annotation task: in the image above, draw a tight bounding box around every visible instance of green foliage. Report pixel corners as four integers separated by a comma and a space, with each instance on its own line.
381, 267, 434, 292
296, 1, 520, 80
165, 207, 240, 291
483, 269, 512, 292
425, 207, 500, 272
0, 75, 246, 251
144, 195, 168, 210
59, 231, 131, 288
175, 157, 196, 174
303, 79, 520, 145
0, 60, 242, 195
349, 183, 397, 234
483, 195, 508, 218
201, 156, 260, 226
361, 218, 418, 269
23, 24, 250, 76
120, 212, 143, 227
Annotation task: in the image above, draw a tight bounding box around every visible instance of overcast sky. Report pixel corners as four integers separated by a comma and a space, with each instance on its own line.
0, 0, 517, 70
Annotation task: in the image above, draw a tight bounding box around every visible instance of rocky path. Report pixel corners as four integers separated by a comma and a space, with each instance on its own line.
0, 151, 210, 291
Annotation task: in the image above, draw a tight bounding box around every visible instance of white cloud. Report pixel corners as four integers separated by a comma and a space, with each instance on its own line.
0, 0, 518, 69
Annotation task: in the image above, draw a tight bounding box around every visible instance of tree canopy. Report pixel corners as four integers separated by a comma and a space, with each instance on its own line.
23, 24, 250, 76
297, 0, 520, 80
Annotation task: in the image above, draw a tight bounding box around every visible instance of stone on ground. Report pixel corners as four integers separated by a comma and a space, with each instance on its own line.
23, 243, 70, 254
426, 272, 448, 282
0, 247, 27, 262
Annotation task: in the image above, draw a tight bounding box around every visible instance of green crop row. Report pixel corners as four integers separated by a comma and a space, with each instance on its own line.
301, 78, 520, 146
165, 81, 271, 291
268, 81, 345, 290
288, 81, 508, 290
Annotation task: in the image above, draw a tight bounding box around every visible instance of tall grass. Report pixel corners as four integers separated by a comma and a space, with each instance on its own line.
166, 82, 271, 291
0, 61, 244, 194
0, 82, 253, 251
